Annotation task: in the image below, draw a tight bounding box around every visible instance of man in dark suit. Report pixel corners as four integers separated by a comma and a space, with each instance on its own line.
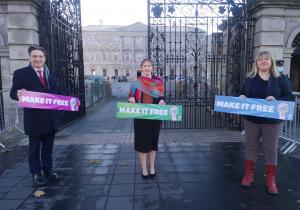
10, 46, 61, 186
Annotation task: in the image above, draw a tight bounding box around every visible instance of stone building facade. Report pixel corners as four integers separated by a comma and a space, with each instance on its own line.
252, 0, 300, 91
82, 22, 148, 81
0, 0, 40, 90
0, 0, 300, 92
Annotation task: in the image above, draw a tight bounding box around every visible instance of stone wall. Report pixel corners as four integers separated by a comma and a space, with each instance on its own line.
251, 0, 300, 76
0, 0, 40, 89
0, 4, 9, 90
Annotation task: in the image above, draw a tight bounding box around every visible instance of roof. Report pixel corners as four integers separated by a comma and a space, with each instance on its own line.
82, 22, 147, 32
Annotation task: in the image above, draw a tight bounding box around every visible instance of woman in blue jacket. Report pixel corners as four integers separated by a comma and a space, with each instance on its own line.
239, 51, 292, 194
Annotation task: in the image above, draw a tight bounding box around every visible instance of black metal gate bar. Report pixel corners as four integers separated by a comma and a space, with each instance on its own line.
148, 0, 255, 129
38, 0, 85, 125
0, 64, 4, 130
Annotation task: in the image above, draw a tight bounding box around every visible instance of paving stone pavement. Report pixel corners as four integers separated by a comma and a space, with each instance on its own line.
1, 99, 300, 210
52, 129, 243, 145
1, 143, 300, 210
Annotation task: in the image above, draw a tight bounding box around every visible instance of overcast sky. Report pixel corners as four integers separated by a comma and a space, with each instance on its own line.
81, 0, 148, 26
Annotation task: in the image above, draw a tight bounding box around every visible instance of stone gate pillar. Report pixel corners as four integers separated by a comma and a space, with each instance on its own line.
251, 0, 300, 76
0, 0, 41, 89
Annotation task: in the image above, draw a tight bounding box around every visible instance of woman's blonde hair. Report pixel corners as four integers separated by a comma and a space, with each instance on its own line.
248, 51, 280, 78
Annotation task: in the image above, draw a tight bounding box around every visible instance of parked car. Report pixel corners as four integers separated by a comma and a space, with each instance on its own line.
84, 75, 106, 82
165, 75, 185, 81
176, 75, 185, 80
117, 76, 128, 82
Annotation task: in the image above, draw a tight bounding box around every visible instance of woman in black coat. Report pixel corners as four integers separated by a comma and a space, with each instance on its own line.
239, 51, 292, 194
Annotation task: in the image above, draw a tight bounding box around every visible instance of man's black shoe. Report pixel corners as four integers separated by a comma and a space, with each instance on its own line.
43, 170, 60, 181
33, 173, 47, 186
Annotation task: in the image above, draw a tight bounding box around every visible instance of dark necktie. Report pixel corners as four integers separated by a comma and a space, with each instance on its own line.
37, 70, 47, 88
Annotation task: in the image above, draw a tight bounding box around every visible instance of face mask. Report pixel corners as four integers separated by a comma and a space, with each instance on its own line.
277, 66, 284, 73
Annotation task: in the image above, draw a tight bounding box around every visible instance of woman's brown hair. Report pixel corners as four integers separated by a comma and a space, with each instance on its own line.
140, 58, 153, 67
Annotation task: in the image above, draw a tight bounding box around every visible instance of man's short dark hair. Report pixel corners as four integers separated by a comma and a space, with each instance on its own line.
28, 45, 46, 56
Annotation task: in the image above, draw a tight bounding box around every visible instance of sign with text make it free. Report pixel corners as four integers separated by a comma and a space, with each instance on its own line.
116, 102, 182, 121
18, 90, 80, 111
214, 95, 295, 120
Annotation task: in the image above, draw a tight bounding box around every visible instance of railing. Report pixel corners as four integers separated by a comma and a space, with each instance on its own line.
0, 81, 111, 149
280, 92, 300, 154
240, 92, 300, 154
85, 81, 111, 109
0, 89, 24, 149
111, 82, 131, 98
162, 97, 241, 129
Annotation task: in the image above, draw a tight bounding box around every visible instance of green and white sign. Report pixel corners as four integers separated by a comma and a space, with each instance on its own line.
117, 102, 182, 121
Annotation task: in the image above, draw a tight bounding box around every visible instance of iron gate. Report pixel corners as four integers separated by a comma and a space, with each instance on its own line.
0, 62, 3, 130
38, 0, 85, 125
148, 0, 255, 129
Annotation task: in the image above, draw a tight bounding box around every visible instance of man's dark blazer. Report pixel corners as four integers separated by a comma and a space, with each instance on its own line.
10, 65, 61, 136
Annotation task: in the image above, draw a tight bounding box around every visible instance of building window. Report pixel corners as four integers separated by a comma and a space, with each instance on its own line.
114, 52, 119, 61
102, 52, 107, 61
170, 69, 175, 75
103, 69, 107, 77
125, 52, 130, 62
136, 52, 143, 62
126, 69, 130, 77
135, 37, 143, 45
114, 69, 118, 76
91, 69, 95, 75
124, 37, 130, 44
90, 54, 96, 61
113, 37, 119, 43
